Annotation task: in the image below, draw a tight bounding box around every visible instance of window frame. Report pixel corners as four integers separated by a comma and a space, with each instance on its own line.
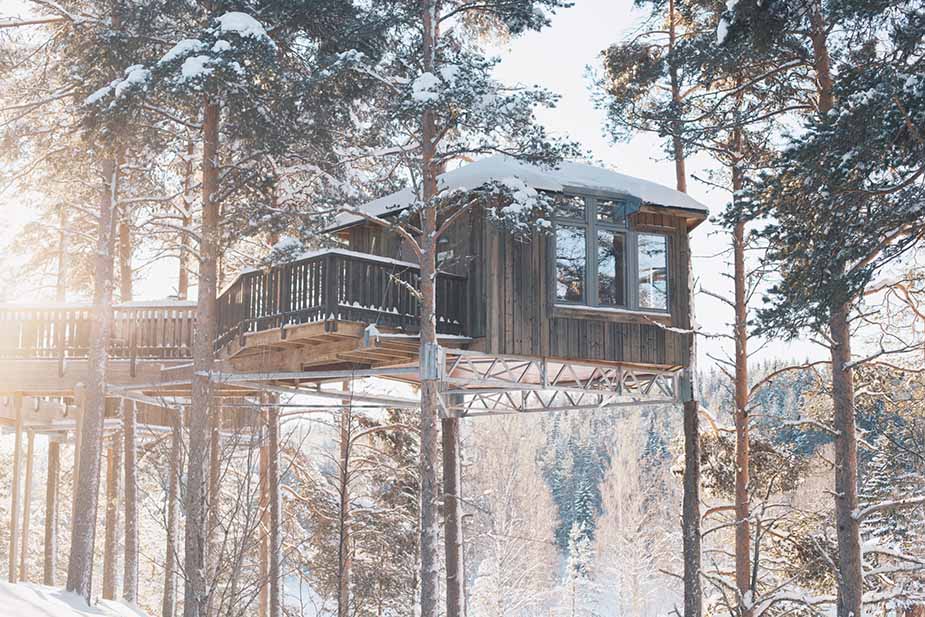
549, 190, 671, 314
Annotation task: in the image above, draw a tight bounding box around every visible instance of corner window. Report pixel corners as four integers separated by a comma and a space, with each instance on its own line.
637, 233, 668, 310
550, 193, 669, 312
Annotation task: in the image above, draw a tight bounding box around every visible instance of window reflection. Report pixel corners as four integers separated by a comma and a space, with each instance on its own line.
597, 230, 625, 306
551, 194, 585, 220
556, 226, 586, 302
638, 234, 668, 310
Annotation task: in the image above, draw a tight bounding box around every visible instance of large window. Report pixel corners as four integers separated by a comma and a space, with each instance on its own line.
552, 193, 669, 312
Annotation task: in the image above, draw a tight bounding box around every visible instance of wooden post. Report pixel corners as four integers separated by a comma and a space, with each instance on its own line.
71, 384, 86, 529
442, 396, 465, 617
258, 414, 269, 617
19, 430, 36, 582
8, 392, 23, 583
123, 399, 138, 602
162, 408, 182, 617
267, 395, 282, 617
44, 438, 61, 585
102, 432, 123, 600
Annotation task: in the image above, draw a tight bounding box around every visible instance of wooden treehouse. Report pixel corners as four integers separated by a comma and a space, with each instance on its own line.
0, 156, 706, 588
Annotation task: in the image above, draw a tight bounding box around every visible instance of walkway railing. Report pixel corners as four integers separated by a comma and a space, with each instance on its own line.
0, 302, 196, 361
215, 249, 467, 350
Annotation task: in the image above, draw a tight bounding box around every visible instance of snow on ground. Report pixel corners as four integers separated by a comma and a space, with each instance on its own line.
0, 582, 147, 617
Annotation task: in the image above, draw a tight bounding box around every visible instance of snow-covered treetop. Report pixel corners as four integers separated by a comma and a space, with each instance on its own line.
328, 155, 708, 230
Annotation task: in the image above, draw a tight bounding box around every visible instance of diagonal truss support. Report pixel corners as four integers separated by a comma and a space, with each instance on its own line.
438, 350, 679, 417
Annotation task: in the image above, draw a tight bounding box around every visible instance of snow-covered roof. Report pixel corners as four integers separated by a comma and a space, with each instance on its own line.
329, 155, 709, 231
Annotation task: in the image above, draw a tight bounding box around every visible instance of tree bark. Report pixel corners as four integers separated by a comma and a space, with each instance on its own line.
8, 394, 23, 583
163, 409, 183, 617
19, 430, 35, 582
66, 155, 118, 601
178, 141, 194, 300
268, 398, 282, 617
732, 173, 752, 616
258, 434, 269, 617
185, 97, 220, 617
808, 5, 862, 614
44, 439, 60, 586
442, 412, 464, 617
830, 303, 862, 617
57, 208, 68, 302
102, 433, 123, 600
418, 3, 442, 616
119, 208, 133, 302
206, 403, 221, 617
668, 0, 687, 194
123, 399, 138, 602
337, 397, 352, 617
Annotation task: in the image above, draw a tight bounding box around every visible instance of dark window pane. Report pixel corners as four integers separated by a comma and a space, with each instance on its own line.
597, 230, 625, 306
555, 226, 586, 302
596, 199, 627, 225
551, 194, 586, 220
638, 234, 668, 310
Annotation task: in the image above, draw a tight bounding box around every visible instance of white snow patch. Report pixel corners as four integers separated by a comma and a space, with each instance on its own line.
0, 582, 147, 617
159, 38, 204, 64
215, 12, 274, 45
411, 72, 441, 102
114, 66, 150, 98
212, 39, 232, 53
180, 55, 214, 81
716, 17, 730, 44
328, 154, 708, 230
85, 81, 117, 105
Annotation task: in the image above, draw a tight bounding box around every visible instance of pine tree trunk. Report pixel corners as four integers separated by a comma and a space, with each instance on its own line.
206, 404, 221, 617
102, 433, 122, 600
119, 211, 133, 302
44, 439, 60, 586
57, 208, 68, 302
442, 413, 464, 617
185, 97, 220, 617
123, 399, 138, 602
808, 5, 862, 614
268, 399, 282, 617
163, 410, 182, 617
830, 302, 862, 617
178, 141, 194, 300
732, 189, 751, 615
418, 2, 441, 616
8, 394, 23, 584
337, 398, 352, 617
66, 156, 118, 601
19, 430, 35, 582
667, 0, 687, 194
259, 437, 269, 617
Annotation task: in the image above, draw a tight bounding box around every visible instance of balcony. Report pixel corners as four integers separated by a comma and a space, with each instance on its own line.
215, 249, 467, 352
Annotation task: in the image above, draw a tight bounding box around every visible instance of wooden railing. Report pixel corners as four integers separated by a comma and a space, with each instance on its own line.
0, 302, 196, 361
215, 249, 467, 350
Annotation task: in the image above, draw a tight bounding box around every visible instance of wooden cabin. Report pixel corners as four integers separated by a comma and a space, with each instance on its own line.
325, 156, 708, 371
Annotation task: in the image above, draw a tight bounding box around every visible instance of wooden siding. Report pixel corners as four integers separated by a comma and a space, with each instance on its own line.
341, 209, 694, 368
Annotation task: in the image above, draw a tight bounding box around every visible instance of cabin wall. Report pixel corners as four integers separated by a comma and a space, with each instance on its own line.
340, 210, 693, 368
474, 211, 691, 367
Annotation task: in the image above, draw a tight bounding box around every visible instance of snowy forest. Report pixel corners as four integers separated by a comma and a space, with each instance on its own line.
0, 0, 924, 617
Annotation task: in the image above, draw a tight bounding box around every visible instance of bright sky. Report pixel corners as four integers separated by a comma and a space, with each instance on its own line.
0, 0, 824, 369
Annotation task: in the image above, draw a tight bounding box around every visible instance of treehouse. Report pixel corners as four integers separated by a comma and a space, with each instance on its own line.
210, 155, 708, 414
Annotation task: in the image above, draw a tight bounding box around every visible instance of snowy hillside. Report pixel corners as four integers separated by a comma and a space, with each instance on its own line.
0, 582, 146, 617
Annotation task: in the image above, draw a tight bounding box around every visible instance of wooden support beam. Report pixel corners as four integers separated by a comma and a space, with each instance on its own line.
267, 395, 282, 617
44, 439, 60, 585
123, 399, 138, 602
102, 432, 122, 600
70, 385, 85, 530
19, 430, 35, 582
8, 392, 23, 583
162, 409, 181, 617
442, 393, 464, 617
258, 420, 269, 617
